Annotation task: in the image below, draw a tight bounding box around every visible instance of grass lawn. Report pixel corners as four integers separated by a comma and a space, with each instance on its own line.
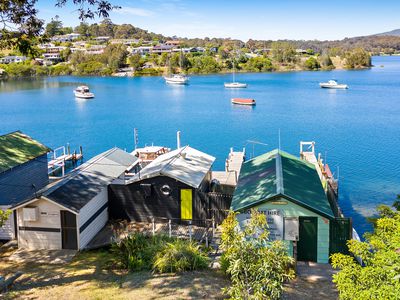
0, 248, 229, 300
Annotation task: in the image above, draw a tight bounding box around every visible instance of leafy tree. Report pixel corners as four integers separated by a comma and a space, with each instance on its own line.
331, 198, 400, 300
221, 210, 295, 300
0, 209, 12, 227
0, 0, 117, 54
101, 43, 128, 70
344, 48, 371, 69
60, 47, 71, 61
128, 53, 143, 70
46, 16, 64, 37
304, 57, 320, 70
98, 18, 115, 37
75, 22, 90, 36
320, 53, 334, 69
243, 56, 274, 72
271, 41, 297, 64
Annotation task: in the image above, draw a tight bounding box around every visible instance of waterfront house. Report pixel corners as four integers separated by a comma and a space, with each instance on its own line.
0, 56, 27, 64
11, 148, 137, 250
109, 146, 218, 223
151, 44, 174, 54
231, 149, 351, 263
0, 131, 50, 240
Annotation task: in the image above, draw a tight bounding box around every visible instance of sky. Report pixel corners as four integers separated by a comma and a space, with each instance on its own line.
36, 0, 400, 41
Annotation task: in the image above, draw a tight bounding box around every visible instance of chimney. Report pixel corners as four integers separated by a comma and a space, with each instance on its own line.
177, 131, 181, 149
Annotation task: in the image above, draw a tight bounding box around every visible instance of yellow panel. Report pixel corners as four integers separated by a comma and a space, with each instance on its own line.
180, 189, 192, 220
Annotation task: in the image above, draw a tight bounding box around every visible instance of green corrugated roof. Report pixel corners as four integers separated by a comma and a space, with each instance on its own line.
0, 131, 50, 173
231, 149, 334, 219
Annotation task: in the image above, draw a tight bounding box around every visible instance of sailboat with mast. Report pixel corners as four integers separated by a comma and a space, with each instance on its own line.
164, 50, 189, 85
224, 59, 247, 88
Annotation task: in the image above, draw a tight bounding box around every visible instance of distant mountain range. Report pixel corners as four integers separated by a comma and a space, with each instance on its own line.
373, 29, 400, 36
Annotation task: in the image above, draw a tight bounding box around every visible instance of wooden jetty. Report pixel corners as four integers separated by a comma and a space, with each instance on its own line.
48, 145, 83, 176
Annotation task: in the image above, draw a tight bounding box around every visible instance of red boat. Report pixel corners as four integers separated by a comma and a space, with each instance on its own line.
231, 98, 256, 106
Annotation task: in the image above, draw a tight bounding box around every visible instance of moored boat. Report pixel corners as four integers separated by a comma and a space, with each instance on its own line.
74, 86, 95, 98
319, 80, 348, 89
164, 74, 189, 85
224, 82, 248, 88
231, 98, 256, 106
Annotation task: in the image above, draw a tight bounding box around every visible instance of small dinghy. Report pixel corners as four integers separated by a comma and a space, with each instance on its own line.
231, 98, 256, 106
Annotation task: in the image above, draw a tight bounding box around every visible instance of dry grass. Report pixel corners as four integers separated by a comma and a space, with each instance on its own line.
0, 248, 228, 300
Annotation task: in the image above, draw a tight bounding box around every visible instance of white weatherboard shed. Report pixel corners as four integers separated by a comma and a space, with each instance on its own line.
12, 148, 137, 250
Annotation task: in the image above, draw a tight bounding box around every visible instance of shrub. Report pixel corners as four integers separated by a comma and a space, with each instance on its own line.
304, 57, 320, 70
49, 64, 72, 76
112, 233, 209, 273
111, 233, 173, 271
221, 210, 295, 299
331, 198, 400, 300
153, 239, 209, 273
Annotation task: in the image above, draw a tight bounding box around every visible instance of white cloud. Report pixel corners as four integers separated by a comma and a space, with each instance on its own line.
115, 7, 155, 17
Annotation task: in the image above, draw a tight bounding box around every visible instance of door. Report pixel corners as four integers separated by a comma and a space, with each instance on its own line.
60, 210, 78, 250
180, 189, 193, 220
297, 217, 318, 262
330, 218, 352, 256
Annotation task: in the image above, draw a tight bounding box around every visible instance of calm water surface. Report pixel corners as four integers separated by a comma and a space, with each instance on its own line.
1, 56, 400, 234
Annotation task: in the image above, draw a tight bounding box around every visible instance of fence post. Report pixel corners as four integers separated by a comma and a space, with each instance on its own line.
205, 222, 209, 247
189, 221, 192, 242
212, 216, 215, 239
152, 217, 155, 236
168, 219, 172, 238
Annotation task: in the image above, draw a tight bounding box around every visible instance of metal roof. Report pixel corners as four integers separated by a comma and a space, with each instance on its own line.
0, 131, 51, 174
231, 149, 334, 219
44, 148, 137, 212
127, 146, 215, 188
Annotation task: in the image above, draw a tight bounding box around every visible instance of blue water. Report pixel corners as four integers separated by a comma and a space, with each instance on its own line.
1, 56, 400, 235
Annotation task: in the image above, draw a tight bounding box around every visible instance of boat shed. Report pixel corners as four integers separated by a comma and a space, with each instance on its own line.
231, 149, 343, 263
109, 146, 216, 223
11, 147, 137, 250
0, 131, 50, 240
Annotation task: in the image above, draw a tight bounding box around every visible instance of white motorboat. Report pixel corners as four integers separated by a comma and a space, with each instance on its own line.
224, 82, 248, 88
224, 58, 247, 88
319, 80, 348, 89
74, 86, 95, 98
164, 74, 189, 85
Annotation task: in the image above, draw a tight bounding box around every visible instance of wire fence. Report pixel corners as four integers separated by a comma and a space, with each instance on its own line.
111, 216, 217, 247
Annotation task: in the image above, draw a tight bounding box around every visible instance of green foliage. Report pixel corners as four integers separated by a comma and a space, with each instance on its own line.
74, 61, 110, 76
112, 233, 209, 273
221, 210, 295, 300
188, 55, 220, 73
45, 16, 63, 37
304, 57, 320, 70
331, 199, 400, 300
344, 48, 372, 69
242, 56, 274, 72
49, 64, 72, 76
0, 209, 12, 227
320, 53, 334, 69
271, 42, 297, 64
101, 44, 128, 70
0, 61, 51, 77
153, 239, 209, 273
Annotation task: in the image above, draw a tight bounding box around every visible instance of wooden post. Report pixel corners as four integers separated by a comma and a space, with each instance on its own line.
80, 146, 83, 161
293, 240, 298, 272
212, 216, 215, 239
168, 219, 172, 238
67, 143, 71, 155
189, 221, 192, 242
205, 224, 209, 247
152, 217, 155, 236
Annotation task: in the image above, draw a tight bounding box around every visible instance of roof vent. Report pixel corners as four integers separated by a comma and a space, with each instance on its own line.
181, 152, 187, 159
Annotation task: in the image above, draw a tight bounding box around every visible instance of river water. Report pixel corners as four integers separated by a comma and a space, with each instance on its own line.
1, 56, 399, 234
